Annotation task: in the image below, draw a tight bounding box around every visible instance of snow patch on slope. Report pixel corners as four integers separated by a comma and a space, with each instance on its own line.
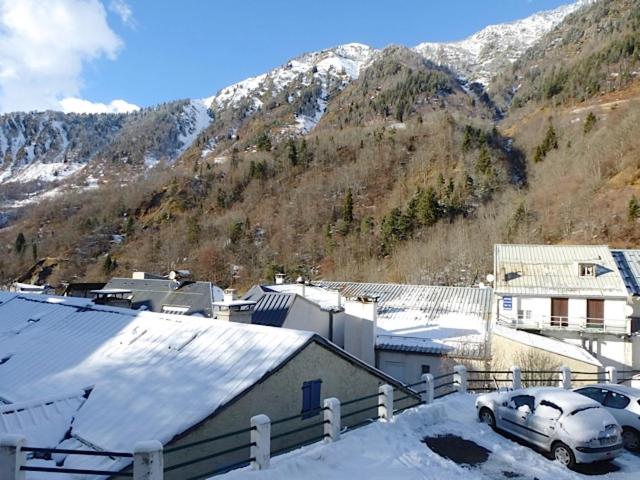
210, 43, 376, 112
178, 99, 214, 153
414, 0, 592, 85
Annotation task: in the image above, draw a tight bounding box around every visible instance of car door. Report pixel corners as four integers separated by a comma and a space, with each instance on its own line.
526, 399, 562, 449
498, 394, 536, 440
603, 390, 631, 427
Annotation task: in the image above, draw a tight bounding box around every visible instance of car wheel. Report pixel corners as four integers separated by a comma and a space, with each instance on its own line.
622, 428, 640, 451
552, 442, 576, 469
479, 407, 496, 429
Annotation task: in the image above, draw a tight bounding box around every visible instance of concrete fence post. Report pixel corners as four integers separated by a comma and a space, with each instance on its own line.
323, 398, 341, 443
0, 435, 26, 480
511, 366, 522, 390
559, 366, 572, 390
454, 365, 468, 394
378, 384, 394, 422
421, 374, 434, 404
133, 441, 163, 480
251, 414, 270, 470
606, 366, 618, 384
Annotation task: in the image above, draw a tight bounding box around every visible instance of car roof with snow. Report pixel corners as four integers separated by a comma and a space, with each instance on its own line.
517, 388, 600, 410
578, 383, 640, 397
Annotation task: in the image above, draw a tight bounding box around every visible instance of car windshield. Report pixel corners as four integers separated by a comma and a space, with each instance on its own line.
570, 405, 599, 416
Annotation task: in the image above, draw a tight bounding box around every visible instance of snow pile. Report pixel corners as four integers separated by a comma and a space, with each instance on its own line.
414, 0, 592, 85
219, 393, 640, 480
493, 323, 602, 366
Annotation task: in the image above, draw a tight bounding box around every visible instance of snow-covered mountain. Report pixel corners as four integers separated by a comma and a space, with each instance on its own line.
205, 43, 377, 135
413, 0, 592, 85
0, 1, 592, 203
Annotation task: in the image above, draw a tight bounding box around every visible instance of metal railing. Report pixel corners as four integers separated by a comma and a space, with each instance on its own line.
497, 314, 628, 334
3, 364, 636, 479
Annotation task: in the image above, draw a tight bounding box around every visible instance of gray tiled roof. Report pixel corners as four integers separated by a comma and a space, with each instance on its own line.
104, 278, 217, 317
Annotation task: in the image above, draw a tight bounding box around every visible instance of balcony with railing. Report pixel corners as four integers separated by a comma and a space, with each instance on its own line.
496, 314, 629, 335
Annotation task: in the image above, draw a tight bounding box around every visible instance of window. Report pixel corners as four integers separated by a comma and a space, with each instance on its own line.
509, 395, 535, 412
579, 263, 597, 277
575, 387, 608, 404
604, 391, 630, 410
421, 365, 431, 374
302, 379, 322, 418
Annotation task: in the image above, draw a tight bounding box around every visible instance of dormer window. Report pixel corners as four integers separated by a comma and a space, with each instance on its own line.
578, 263, 597, 278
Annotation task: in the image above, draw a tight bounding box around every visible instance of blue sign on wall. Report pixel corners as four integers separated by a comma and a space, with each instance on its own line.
503, 296, 513, 310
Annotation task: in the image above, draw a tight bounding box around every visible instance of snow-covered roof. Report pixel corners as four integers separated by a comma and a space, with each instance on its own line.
494, 244, 628, 298
317, 282, 492, 355
0, 292, 314, 472
493, 323, 602, 367
611, 249, 640, 296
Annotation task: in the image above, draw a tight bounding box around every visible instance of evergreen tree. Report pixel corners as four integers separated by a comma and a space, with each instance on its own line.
102, 255, 116, 276
342, 188, 354, 226
286, 139, 298, 166
14, 232, 26, 256
476, 146, 492, 175
628, 196, 640, 221
583, 112, 597, 134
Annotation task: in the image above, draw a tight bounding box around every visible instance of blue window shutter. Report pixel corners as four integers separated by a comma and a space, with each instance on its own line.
302, 379, 322, 418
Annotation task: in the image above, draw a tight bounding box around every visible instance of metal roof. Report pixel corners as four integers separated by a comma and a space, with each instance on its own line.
0, 291, 314, 471
251, 293, 296, 327
316, 282, 492, 356
105, 278, 220, 317
611, 249, 640, 296
493, 244, 628, 297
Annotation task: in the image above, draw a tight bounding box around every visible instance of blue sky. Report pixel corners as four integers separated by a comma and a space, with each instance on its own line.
0, 0, 575, 113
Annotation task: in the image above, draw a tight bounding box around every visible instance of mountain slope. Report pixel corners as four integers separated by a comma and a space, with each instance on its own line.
413, 1, 591, 85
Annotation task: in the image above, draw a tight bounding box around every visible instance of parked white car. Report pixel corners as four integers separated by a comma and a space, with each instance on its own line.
476, 387, 623, 468
574, 384, 640, 451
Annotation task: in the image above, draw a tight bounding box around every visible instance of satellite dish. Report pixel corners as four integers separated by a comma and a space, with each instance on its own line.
625, 304, 635, 317
486, 274, 495, 283
169, 280, 181, 291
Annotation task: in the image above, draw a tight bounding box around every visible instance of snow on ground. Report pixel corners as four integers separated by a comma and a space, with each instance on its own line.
219, 394, 640, 480
178, 99, 214, 154
0, 161, 85, 184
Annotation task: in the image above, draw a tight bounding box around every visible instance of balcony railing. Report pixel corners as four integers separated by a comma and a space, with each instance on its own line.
497, 314, 629, 335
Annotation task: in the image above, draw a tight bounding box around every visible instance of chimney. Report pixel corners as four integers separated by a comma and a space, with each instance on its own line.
214, 289, 255, 324
223, 289, 237, 303
296, 276, 306, 297
275, 273, 286, 285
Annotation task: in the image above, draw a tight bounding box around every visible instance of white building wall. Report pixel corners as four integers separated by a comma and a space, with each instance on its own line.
284, 299, 331, 339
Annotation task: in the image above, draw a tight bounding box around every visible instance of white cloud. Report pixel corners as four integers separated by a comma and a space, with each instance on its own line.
0, 0, 135, 114
109, 0, 135, 27
59, 97, 140, 114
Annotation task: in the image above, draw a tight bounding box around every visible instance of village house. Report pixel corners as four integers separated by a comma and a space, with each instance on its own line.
493, 244, 636, 372
317, 281, 492, 385
0, 292, 413, 479
100, 270, 224, 317
239, 277, 376, 365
